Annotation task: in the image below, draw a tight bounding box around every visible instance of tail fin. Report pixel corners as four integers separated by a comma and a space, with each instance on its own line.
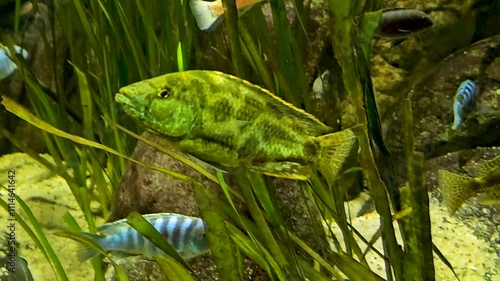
438, 170, 477, 215
317, 128, 357, 181
189, 0, 224, 31
77, 232, 104, 262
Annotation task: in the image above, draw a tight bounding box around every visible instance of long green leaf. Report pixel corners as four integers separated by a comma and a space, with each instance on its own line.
330, 251, 385, 281
126, 212, 193, 271
193, 181, 242, 281
154, 256, 197, 281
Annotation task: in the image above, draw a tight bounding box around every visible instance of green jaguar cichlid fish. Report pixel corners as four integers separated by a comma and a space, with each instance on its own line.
439, 155, 500, 215
115, 70, 357, 180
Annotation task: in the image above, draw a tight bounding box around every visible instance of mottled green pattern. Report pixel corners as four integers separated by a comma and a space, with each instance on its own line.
116, 70, 357, 179
439, 155, 500, 214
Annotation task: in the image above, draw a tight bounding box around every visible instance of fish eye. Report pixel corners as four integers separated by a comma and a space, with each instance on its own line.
158, 88, 171, 98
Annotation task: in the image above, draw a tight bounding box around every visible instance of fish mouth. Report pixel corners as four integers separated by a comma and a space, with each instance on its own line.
115, 89, 140, 111
115, 89, 145, 121
115, 89, 131, 105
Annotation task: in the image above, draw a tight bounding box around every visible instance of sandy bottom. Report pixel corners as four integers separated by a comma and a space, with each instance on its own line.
327, 193, 499, 281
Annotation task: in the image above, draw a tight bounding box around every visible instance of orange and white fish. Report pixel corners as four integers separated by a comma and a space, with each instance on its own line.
189, 0, 265, 31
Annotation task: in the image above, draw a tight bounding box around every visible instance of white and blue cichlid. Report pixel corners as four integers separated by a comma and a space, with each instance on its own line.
452, 80, 478, 130
0, 45, 29, 80
78, 213, 209, 261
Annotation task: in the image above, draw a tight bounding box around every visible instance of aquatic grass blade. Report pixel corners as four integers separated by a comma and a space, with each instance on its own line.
192, 181, 243, 281
222, 0, 246, 76
226, 223, 283, 280
358, 11, 383, 59
245, 171, 279, 225
63, 212, 83, 232
432, 243, 461, 281
234, 170, 287, 268
238, 22, 275, 91
216, 170, 240, 211
287, 232, 344, 279
361, 208, 413, 260
401, 99, 436, 280
13, 0, 22, 34
308, 171, 368, 265
245, 172, 305, 278
330, 251, 385, 281
297, 259, 330, 281
268, 0, 306, 107
154, 256, 197, 281
328, 1, 404, 279
72, 65, 110, 217
177, 42, 185, 72
115, 2, 145, 78
125, 212, 193, 271
0, 127, 80, 193
78, 185, 97, 234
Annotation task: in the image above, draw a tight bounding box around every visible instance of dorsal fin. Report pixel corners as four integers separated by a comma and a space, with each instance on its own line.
211, 71, 334, 136
98, 218, 130, 235
98, 213, 196, 235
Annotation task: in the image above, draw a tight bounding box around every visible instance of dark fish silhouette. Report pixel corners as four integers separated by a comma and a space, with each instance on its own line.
375, 8, 433, 42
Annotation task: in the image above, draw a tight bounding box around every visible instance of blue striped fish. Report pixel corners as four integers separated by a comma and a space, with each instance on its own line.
78, 213, 209, 261
452, 80, 478, 130
0, 45, 29, 80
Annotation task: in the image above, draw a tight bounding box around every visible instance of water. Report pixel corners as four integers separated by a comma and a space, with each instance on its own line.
0, 0, 499, 280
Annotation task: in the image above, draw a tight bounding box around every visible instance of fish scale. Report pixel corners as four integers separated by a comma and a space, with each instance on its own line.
76, 213, 209, 261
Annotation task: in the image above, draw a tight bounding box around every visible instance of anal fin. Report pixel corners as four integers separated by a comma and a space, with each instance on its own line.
248, 161, 312, 180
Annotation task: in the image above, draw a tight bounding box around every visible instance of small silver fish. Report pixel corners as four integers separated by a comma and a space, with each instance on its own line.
312, 70, 332, 100
452, 80, 478, 130
78, 213, 209, 261
0, 45, 29, 80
